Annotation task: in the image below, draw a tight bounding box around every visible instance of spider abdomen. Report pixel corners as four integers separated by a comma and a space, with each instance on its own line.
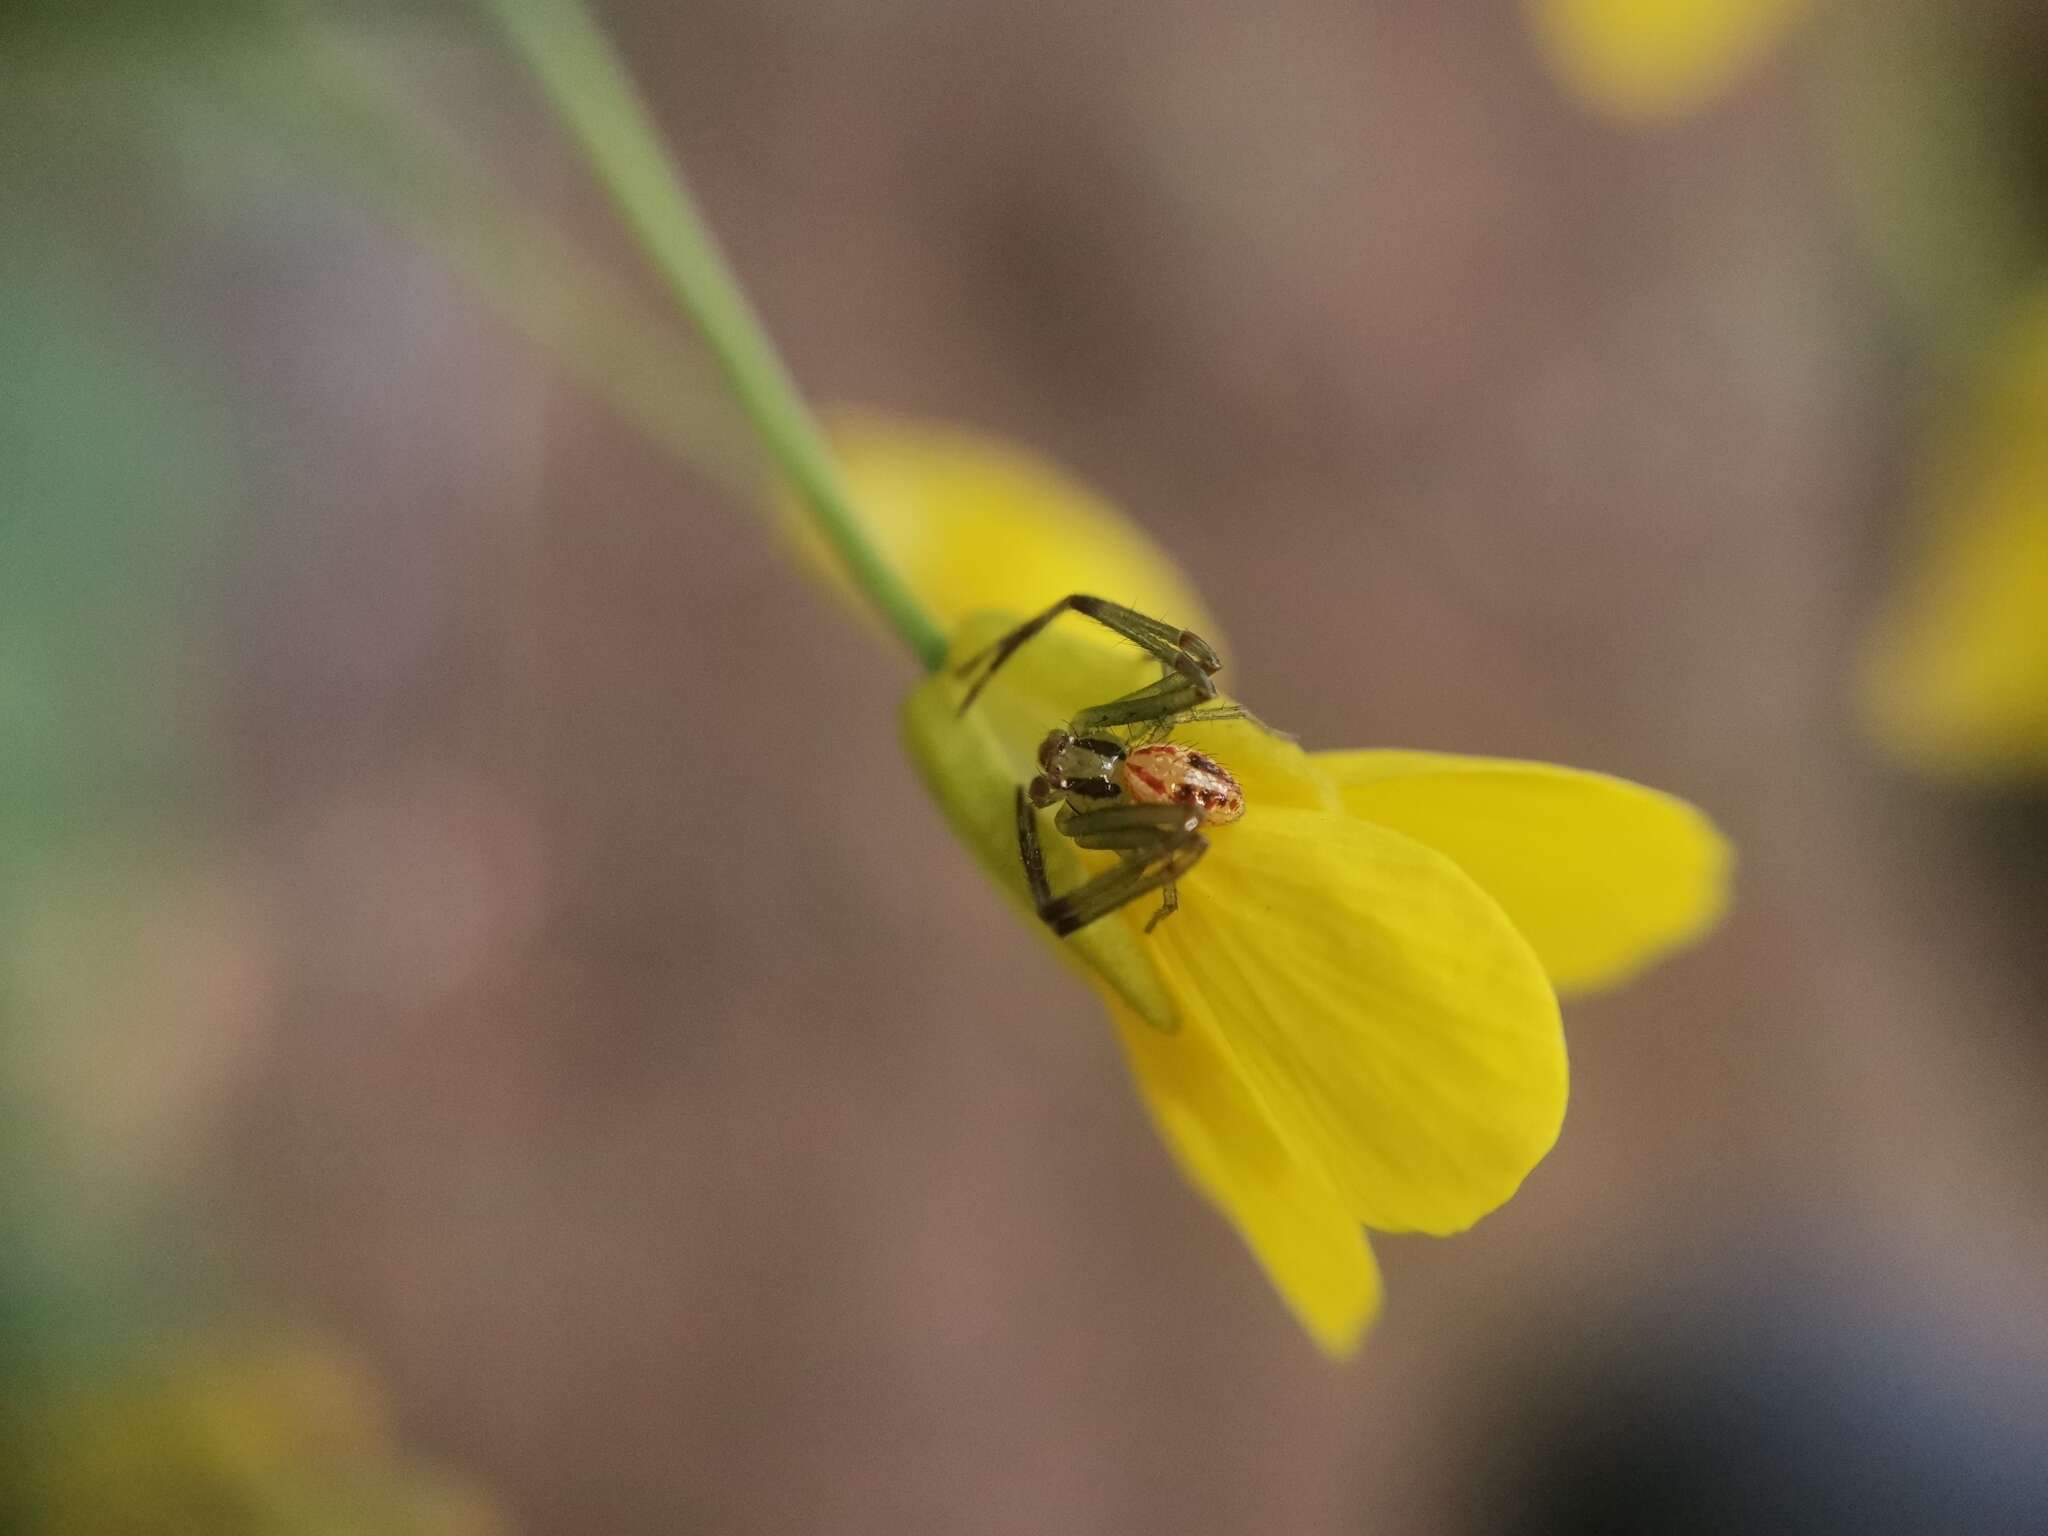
1119, 743, 1245, 825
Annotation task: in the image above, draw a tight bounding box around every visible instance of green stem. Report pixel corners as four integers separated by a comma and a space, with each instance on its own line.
481, 0, 949, 672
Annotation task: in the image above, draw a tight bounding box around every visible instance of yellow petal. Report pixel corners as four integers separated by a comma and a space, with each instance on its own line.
1147, 808, 1567, 1236
1527, 0, 1810, 120
787, 413, 1215, 644
1315, 751, 1732, 993
1860, 295, 2048, 778
1109, 996, 1380, 1357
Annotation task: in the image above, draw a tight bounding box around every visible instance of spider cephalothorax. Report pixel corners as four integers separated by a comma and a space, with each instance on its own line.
955, 595, 1249, 935
1029, 728, 1245, 823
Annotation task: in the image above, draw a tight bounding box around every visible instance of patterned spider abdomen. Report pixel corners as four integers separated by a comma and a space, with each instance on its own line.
1118, 743, 1246, 825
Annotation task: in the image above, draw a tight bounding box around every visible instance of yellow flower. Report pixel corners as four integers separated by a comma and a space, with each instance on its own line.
1861, 290, 2048, 778
850, 419, 1729, 1355
1525, 0, 1812, 120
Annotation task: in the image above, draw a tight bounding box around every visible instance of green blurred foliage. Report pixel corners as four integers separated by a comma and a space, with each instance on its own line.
0, 88, 244, 1377
0, 253, 230, 853
2, 0, 283, 56
0, 43, 516, 1534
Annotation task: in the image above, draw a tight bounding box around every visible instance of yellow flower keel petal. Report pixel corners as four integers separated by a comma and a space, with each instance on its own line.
1149, 808, 1568, 1236
1111, 999, 1381, 1357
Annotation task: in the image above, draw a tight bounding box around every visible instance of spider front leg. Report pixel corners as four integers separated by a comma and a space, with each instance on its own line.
1014, 789, 1207, 937
1067, 673, 1252, 737
957, 594, 1223, 717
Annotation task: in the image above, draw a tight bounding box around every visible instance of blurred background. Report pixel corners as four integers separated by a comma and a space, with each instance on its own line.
6, 1, 2048, 1531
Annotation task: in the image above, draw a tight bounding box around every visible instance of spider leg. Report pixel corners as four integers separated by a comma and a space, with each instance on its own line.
1055, 800, 1201, 849
1016, 795, 1207, 936
1068, 672, 1213, 735
1146, 880, 1179, 934
1142, 838, 1205, 932
1041, 851, 1200, 937
1126, 699, 1255, 744
1132, 699, 1298, 746
1015, 786, 1054, 913
956, 594, 1223, 716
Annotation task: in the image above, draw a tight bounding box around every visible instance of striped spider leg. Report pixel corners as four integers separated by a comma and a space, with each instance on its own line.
1015, 787, 1207, 936
954, 594, 1232, 726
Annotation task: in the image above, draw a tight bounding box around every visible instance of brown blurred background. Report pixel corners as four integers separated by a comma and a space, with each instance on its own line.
7, 2, 2048, 1532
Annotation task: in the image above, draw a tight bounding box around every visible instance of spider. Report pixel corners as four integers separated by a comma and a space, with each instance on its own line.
955, 594, 1250, 936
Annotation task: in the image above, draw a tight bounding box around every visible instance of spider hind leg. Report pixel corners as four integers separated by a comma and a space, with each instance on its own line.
1014, 789, 1207, 937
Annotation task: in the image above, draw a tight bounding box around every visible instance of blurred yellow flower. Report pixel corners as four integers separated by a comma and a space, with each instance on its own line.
1515, 5, 2048, 779
1861, 291, 2048, 778
6, 1332, 507, 1536
848, 419, 1730, 1355
1526, 0, 1811, 119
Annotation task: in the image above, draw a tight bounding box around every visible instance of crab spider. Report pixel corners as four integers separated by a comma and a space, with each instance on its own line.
954, 595, 1250, 936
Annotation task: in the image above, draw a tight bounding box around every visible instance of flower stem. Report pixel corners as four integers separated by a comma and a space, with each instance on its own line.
481, 0, 950, 672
